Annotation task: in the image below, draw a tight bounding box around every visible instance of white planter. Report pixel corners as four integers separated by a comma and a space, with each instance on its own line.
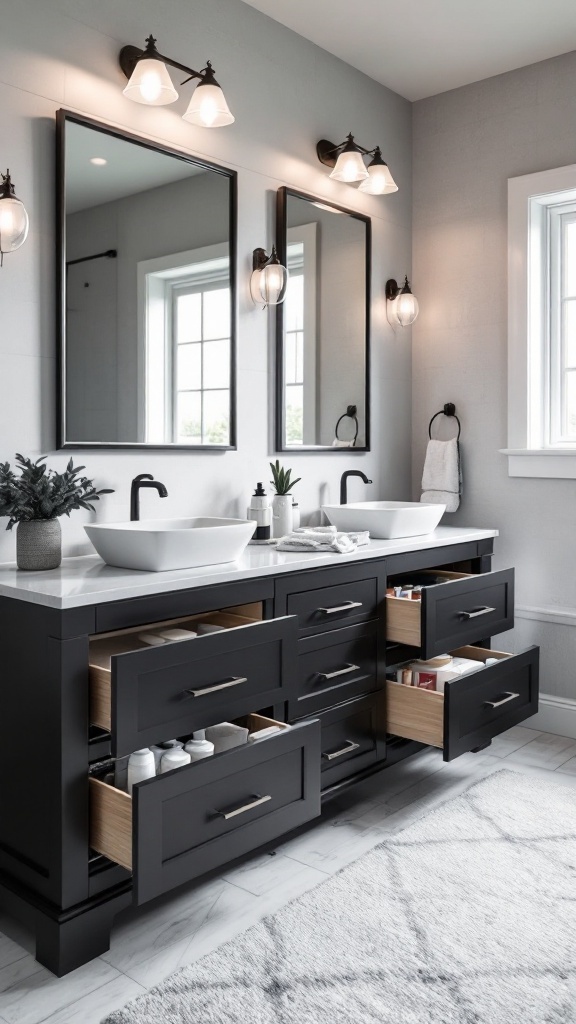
272, 494, 293, 538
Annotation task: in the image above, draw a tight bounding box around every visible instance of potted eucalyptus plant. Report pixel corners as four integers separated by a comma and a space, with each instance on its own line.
270, 460, 301, 538
0, 454, 113, 571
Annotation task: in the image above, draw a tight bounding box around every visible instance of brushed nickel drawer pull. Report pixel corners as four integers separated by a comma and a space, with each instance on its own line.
322, 740, 361, 761
216, 794, 272, 820
457, 605, 496, 620
318, 663, 360, 681
184, 676, 248, 698
317, 601, 363, 615
484, 691, 519, 709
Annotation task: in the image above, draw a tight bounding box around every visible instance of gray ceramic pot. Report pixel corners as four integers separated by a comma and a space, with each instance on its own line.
16, 519, 62, 571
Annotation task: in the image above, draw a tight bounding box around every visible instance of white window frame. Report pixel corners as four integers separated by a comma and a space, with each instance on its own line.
284, 223, 317, 446
136, 242, 229, 444
504, 164, 576, 478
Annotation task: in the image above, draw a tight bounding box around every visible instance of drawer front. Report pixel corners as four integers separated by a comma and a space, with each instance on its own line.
133, 719, 320, 904
316, 694, 386, 790
289, 623, 378, 719
385, 645, 539, 763
444, 645, 539, 761
386, 568, 515, 657
287, 577, 378, 637
109, 617, 297, 757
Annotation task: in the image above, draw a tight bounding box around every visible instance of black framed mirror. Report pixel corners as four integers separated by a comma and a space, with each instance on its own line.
56, 110, 237, 449
275, 186, 371, 452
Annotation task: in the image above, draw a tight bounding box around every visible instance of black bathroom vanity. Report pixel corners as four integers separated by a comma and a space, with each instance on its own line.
0, 526, 539, 974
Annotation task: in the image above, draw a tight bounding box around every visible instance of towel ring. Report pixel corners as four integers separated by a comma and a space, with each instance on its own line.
428, 402, 461, 441
334, 405, 359, 446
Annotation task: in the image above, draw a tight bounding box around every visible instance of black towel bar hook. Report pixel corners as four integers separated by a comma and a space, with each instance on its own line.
428, 402, 461, 440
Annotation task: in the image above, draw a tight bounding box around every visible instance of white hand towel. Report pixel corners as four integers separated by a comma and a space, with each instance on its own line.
420, 437, 461, 513
275, 525, 370, 554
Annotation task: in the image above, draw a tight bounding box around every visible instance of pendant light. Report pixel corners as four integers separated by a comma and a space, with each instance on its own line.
386, 276, 419, 327
329, 134, 368, 183
119, 36, 234, 126
358, 147, 398, 195
0, 170, 29, 266
250, 247, 288, 307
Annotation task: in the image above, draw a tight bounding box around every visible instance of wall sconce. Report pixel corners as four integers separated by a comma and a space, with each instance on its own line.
0, 170, 29, 267
386, 276, 419, 327
119, 35, 234, 127
317, 134, 398, 195
250, 247, 288, 307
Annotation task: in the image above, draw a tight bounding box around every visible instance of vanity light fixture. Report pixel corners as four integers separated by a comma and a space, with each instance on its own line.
386, 276, 419, 327
250, 247, 288, 308
317, 135, 398, 194
119, 35, 234, 127
0, 170, 29, 267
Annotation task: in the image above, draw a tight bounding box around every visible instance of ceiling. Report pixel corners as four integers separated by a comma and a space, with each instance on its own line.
240, 0, 576, 100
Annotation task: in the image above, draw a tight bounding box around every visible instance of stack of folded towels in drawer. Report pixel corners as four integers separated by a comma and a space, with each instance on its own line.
276, 525, 370, 554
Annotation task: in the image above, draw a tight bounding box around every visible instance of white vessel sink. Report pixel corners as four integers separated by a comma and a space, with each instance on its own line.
85, 517, 256, 572
322, 501, 446, 540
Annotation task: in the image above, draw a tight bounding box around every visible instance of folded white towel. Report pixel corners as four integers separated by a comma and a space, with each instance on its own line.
276, 524, 370, 554
421, 437, 461, 513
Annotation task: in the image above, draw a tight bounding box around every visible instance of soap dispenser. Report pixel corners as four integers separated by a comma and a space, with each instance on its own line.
247, 482, 272, 541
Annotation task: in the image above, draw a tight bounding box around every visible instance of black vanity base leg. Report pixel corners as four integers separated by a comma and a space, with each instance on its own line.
35, 887, 132, 977
471, 740, 493, 754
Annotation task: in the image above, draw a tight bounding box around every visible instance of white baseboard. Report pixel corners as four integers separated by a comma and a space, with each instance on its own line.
515, 605, 576, 627
526, 693, 576, 739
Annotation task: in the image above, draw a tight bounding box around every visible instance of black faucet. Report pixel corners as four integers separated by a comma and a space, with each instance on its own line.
340, 470, 373, 505
130, 474, 168, 521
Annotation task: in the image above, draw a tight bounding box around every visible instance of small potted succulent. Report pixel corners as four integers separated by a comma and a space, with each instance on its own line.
270, 460, 301, 538
0, 454, 113, 571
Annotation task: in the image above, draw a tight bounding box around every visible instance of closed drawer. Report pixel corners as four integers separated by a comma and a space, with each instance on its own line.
286, 577, 378, 637
386, 644, 539, 762
89, 715, 320, 905
289, 622, 378, 719
316, 694, 386, 790
386, 568, 515, 657
89, 609, 298, 757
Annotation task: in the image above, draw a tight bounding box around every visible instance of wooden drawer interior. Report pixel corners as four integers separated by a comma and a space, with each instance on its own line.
89, 603, 262, 732
386, 645, 510, 747
386, 571, 472, 647
89, 713, 287, 871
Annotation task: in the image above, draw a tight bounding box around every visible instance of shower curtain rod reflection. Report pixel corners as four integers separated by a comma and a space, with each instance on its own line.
66, 248, 118, 267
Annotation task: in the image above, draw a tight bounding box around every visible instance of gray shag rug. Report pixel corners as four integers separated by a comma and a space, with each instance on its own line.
102, 769, 576, 1023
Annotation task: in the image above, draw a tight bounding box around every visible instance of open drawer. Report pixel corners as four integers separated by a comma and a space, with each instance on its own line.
386, 645, 539, 761
89, 605, 298, 757
89, 715, 320, 905
386, 568, 515, 658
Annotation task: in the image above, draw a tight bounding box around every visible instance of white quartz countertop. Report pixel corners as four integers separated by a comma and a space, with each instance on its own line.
0, 526, 498, 610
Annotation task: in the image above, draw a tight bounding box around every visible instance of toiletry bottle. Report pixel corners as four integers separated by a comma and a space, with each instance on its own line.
247, 483, 272, 541
160, 748, 191, 773
184, 738, 215, 762
150, 739, 184, 772
291, 500, 300, 530
127, 749, 156, 794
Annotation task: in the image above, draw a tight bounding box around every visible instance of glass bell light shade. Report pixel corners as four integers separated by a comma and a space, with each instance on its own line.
358, 149, 398, 195
123, 38, 178, 106
329, 134, 368, 183
389, 277, 419, 327
183, 65, 234, 127
0, 172, 29, 262
250, 248, 288, 306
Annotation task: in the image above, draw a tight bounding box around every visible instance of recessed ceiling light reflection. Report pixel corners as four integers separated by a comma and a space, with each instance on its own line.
90, 157, 107, 166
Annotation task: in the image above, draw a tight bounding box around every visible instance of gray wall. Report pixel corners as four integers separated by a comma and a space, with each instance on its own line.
0, 0, 413, 560
412, 50, 576, 700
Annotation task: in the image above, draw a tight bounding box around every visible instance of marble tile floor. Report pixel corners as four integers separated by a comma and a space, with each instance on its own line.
1, 725, 576, 1024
